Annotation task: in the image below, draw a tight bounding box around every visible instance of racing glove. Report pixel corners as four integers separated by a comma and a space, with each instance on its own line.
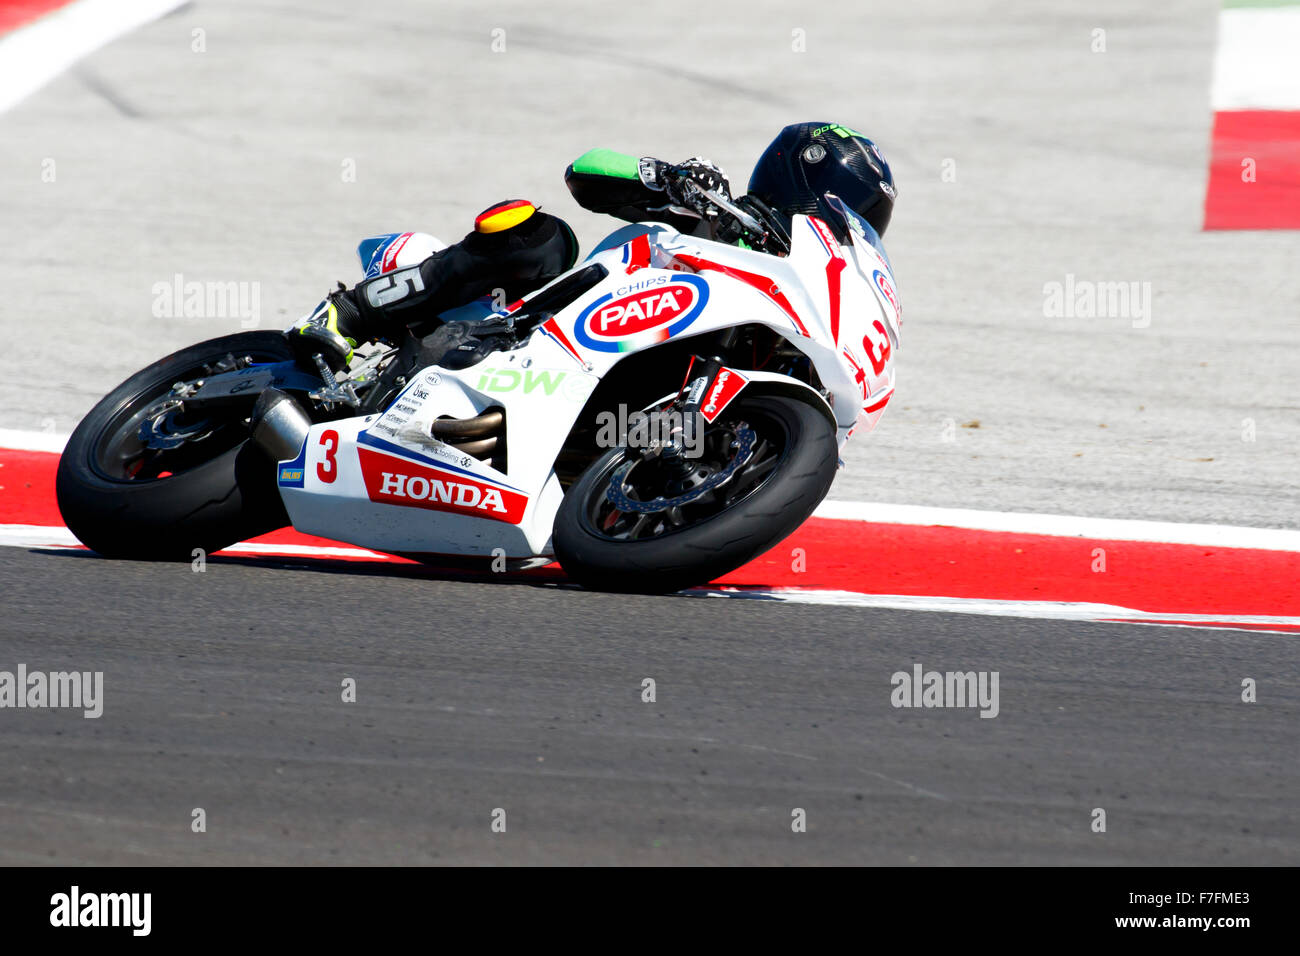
639, 156, 732, 219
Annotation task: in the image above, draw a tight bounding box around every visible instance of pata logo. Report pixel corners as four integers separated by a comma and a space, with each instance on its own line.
575, 274, 709, 353
595, 285, 693, 336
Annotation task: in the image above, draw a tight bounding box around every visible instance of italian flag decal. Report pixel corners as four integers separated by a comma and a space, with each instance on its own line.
1204, 0, 1300, 229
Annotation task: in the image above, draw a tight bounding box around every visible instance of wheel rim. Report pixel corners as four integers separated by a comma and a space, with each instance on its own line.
89, 349, 287, 483
582, 401, 792, 542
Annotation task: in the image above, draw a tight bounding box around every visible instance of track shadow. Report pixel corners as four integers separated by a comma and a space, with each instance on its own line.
23, 546, 577, 590
21, 547, 784, 598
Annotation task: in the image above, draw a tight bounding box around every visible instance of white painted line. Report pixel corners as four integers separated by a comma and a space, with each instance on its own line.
692, 588, 1300, 633
0, 524, 79, 548
0, 428, 67, 453
217, 541, 393, 560
814, 499, 1300, 552
1211, 7, 1300, 110
0, 0, 187, 114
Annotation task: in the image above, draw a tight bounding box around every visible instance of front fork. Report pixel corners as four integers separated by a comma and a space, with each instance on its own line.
640, 334, 751, 475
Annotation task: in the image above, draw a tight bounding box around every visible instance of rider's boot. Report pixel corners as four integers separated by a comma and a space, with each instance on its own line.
290, 200, 578, 369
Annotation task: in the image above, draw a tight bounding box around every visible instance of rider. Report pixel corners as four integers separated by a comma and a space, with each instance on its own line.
293, 121, 896, 368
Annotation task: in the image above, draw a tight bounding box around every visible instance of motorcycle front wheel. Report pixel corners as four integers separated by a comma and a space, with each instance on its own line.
553, 391, 838, 594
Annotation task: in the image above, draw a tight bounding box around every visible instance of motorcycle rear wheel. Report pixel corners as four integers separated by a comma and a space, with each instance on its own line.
56, 332, 297, 560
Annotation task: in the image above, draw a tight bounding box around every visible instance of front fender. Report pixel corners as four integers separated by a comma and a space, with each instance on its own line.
729, 370, 836, 431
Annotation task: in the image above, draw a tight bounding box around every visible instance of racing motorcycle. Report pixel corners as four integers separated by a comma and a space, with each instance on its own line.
56, 190, 900, 593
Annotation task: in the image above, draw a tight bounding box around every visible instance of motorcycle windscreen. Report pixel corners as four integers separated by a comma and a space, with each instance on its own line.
823, 192, 894, 274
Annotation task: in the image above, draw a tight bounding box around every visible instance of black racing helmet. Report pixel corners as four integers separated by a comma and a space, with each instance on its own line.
747, 122, 896, 240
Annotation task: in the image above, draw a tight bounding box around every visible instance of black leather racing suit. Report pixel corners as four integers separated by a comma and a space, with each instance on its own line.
320, 149, 729, 349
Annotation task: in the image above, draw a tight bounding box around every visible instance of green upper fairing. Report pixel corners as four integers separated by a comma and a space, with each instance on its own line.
569, 148, 640, 181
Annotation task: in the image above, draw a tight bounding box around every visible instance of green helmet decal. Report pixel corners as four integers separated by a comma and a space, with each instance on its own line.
810, 124, 866, 139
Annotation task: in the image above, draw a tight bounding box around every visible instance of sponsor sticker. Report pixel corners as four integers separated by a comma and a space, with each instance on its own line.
573, 273, 709, 354
276, 437, 309, 488
872, 268, 901, 325
475, 367, 567, 396
358, 448, 527, 524
700, 367, 748, 422
685, 375, 708, 407
470, 366, 596, 402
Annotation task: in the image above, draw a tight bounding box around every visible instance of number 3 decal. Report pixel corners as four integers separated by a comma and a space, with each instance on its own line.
863, 320, 892, 376
317, 429, 339, 483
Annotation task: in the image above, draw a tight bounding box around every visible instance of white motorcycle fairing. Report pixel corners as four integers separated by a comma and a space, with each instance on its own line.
274, 209, 900, 560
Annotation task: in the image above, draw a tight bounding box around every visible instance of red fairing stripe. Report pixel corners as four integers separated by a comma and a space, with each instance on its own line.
864, 389, 893, 414
807, 217, 846, 344
540, 316, 587, 367
825, 257, 846, 345
625, 234, 652, 273
674, 253, 811, 337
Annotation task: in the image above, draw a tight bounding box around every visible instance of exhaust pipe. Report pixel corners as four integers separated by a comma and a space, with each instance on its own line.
431, 409, 503, 440
249, 388, 312, 462
446, 435, 498, 457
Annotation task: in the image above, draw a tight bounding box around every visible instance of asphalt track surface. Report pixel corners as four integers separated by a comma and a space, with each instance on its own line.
3, 547, 1297, 865
1, 1, 1298, 865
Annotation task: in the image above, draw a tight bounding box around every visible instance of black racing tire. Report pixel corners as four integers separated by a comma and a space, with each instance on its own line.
56, 331, 298, 560
553, 391, 838, 593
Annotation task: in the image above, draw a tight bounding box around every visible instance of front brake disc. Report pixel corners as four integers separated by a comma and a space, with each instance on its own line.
604, 422, 756, 513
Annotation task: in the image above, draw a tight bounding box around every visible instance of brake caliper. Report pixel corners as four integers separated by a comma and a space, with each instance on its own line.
605, 422, 756, 513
